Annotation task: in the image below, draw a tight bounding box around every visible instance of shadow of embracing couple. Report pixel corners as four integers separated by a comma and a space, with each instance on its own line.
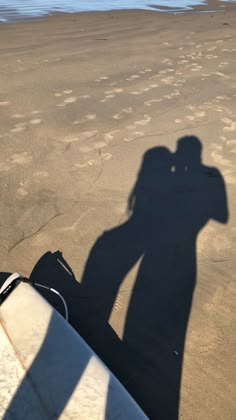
27, 135, 228, 419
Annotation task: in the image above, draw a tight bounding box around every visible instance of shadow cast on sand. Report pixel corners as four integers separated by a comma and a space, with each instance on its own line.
4, 135, 228, 419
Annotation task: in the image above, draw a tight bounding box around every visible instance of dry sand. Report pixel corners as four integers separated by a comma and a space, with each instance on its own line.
0, 5, 236, 419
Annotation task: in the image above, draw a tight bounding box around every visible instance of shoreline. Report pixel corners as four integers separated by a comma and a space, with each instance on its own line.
0, 6, 235, 30
0, 0, 236, 24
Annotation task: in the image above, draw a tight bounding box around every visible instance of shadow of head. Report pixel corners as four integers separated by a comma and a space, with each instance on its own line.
176, 135, 202, 171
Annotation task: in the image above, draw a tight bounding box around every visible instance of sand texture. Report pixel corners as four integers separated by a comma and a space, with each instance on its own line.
0, 7, 236, 419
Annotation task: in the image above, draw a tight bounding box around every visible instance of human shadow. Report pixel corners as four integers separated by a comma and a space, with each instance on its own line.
5, 135, 228, 419
77, 135, 228, 419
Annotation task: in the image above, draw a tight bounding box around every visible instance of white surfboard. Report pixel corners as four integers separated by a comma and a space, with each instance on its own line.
0, 281, 147, 419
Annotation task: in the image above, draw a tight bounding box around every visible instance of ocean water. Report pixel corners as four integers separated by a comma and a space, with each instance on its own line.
0, 0, 235, 22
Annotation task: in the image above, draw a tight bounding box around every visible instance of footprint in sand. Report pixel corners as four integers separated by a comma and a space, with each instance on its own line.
100, 94, 115, 103
174, 79, 186, 87
16, 186, 29, 198
206, 54, 219, 60
63, 131, 97, 145
222, 48, 236, 53
10, 110, 42, 131
11, 117, 42, 132
218, 62, 229, 69
226, 139, 236, 146
29, 119, 41, 125
55, 89, 73, 97
86, 114, 96, 120
130, 91, 142, 96
93, 141, 107, 149
73, 114, 96, 124
191, 65, 202, 72
11, 126, 26, 133
123, 132, 144, 142
129, 83, 158, 96
174, 110, 207, 125
109, 79, 124, 87
64, 97, 77, 104
105, 88, 124, 94
0, 101, 10, 106
144, 98, 163, 106
211, 71, 230, 80
161, 58, 173, 65
127, 69, 152, 81
164, 89, 180, 100
87, 160, 99, 166
0, 152, 32, 172
207, 46, 217, 52
54, 89, 80, 107
220, 136, 227, 142
11, 122, 27, 133
178, 59, 189, 65
73, 152, 112, 170
146, 88, 179, 106
113, 108, 133, 120
104, 130, 121, 142
161, 76, 175, 85
33, 171, 49, 179
191, 111, 207, 120
95, 76, 109, 82
72, 162, 88, 169
126, 69, 152, 82
201, 73, 211, 79
11, 114, 25, 119
221, 117, 236, 132
126, 114, 151, 130
148, 72, 163, 80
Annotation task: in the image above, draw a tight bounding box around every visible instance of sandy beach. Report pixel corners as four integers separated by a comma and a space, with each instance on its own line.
0, 4, 236, 419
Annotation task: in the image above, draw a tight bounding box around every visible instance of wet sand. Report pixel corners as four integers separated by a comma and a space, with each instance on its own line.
0, 5, 236, 419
